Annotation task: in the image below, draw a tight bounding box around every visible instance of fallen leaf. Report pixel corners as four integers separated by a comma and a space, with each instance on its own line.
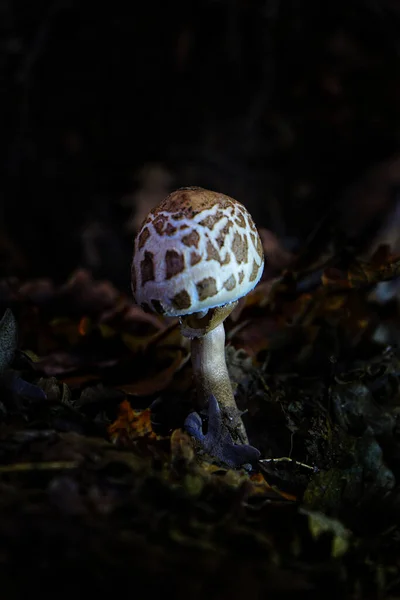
249, 472, 297, 502
108, 400, 156, 445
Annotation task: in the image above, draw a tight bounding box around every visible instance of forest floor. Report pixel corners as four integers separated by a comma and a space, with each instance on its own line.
1, 233, 400, 599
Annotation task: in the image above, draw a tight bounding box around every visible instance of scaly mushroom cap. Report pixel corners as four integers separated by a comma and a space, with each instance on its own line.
131, 187, 264, 317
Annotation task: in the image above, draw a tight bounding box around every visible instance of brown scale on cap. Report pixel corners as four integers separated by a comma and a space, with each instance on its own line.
234, 212, 247, 228
206, 240, 231, 266
182, 230, 200, 248
196, 277, 218, 301
249, 260, 260, 282
138, 227, 150, 249
140, 251, 155, 285
223, 274, 236, 291
131, 187, 264, 317
216, 220, 234, 248
171, 289, 192, 310
165, 250, 185, 279
151, 186, 233, 219
200, 211, 225, 230
231, 232, 248, 264
190, 252, 202, 266
153, 215, 178, 236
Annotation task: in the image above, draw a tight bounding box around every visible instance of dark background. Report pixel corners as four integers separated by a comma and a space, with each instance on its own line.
2, 0, 400, 289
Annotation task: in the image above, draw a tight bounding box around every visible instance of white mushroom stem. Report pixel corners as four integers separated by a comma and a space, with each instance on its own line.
180, 303, 249, 445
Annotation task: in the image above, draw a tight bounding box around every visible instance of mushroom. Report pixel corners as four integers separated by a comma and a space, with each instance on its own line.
131, 187, 264, 456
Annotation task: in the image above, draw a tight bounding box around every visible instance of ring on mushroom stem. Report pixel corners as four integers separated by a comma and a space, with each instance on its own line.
131, 186, 265, 450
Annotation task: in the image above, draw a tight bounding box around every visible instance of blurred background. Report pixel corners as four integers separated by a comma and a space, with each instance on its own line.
2, 0, 400, 291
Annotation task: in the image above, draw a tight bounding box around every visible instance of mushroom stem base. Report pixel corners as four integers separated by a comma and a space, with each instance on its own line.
190, 323, 249, 445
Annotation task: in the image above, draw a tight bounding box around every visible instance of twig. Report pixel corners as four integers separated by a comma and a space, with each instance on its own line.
259, 456, 318, 472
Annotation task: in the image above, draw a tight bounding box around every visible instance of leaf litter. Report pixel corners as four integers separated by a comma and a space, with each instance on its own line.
1, 240, 400, 598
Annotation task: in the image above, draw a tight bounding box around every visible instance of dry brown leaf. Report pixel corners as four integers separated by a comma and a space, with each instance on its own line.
108, 400, 157, 445
249, 472, 297, 502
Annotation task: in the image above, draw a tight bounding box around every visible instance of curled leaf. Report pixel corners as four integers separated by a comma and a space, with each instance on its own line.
108, 399, 157, 446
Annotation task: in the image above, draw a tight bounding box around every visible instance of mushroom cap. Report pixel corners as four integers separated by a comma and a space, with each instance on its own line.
131, 187, 264, 317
